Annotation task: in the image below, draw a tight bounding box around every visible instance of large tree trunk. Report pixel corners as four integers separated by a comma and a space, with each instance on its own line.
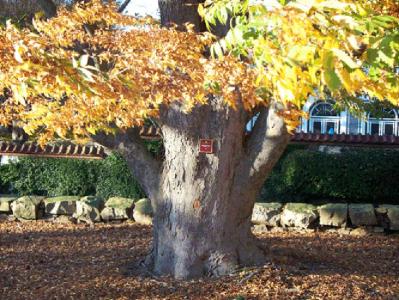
151, 100, 256, 278
95, 99, 290, 279
95, 99, 289, 279
143, 98, 289, 279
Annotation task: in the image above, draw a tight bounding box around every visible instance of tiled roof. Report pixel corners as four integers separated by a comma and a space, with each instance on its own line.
141, 125, 399, 146
0, 141, 106, 159
292, 132, 399, 146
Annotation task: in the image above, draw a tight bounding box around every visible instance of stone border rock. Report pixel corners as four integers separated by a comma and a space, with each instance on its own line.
0, 195, 153, 225
1, 197, 398, 234
252, 202, 399, 233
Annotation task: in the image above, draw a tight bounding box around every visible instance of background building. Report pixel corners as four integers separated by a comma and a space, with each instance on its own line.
300, 97, 399, 136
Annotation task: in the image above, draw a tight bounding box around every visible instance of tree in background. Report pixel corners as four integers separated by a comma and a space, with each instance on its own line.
0, 0, 397, 279
0, 0, 131, 23
0, 0, 63, 21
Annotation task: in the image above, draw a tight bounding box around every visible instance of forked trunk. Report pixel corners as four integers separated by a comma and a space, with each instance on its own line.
145, 99, 281, 279
102, 97, 289, 279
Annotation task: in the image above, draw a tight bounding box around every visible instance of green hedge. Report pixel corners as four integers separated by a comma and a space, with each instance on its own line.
2, 145, 398, 204
0, 153, 145, 199
261, 147, 399, 204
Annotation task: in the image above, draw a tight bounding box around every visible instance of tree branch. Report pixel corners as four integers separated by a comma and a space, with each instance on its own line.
235, 103, 290, 191
92, 128, 162, 199
37, 0, 57, 18
118, 0, 132, 13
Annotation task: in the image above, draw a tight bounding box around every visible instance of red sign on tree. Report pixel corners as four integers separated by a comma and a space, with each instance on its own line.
199, 139, 214, 154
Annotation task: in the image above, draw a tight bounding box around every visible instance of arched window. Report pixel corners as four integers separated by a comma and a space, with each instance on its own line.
367, 109, 398, 135
309, 102, 340, 134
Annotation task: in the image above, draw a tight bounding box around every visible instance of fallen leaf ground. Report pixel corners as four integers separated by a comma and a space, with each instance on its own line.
0, 220, 398, 299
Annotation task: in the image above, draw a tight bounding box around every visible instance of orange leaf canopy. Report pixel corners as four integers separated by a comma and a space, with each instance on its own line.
0, 0, 258, 144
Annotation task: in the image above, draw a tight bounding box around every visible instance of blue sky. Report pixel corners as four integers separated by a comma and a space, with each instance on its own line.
123, 0, 159, 18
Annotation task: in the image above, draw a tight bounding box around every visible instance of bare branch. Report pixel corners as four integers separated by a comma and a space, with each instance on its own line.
93, 128, 162, 199
118, 0, 132, 13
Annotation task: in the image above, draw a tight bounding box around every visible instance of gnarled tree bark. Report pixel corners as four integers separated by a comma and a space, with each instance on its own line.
94, 98, 289, 279
147, 98, 289, 279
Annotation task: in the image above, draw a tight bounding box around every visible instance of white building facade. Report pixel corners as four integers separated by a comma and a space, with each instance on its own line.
299, 97, 399, 136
